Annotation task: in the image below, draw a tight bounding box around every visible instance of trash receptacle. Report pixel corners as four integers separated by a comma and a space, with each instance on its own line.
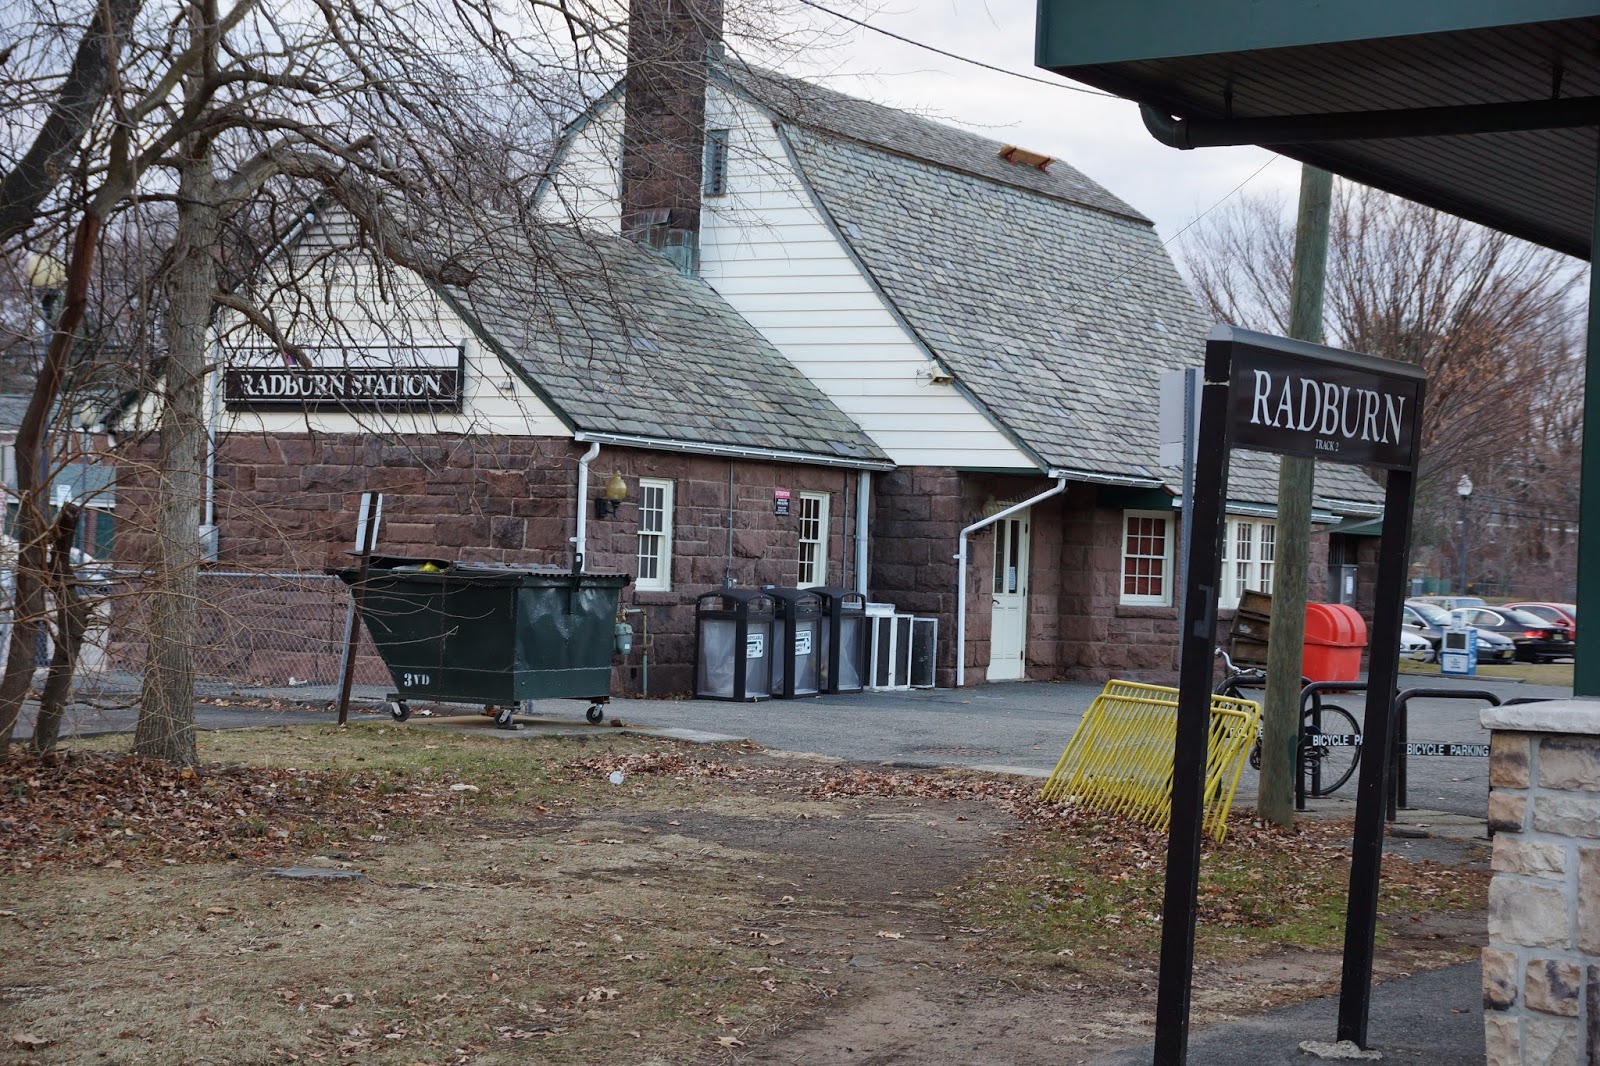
1303, 602, 1367, 682
811, 586, 866, 694
766, 587, 822, 699
695, 589, 774, 701
335, 556, 630, 726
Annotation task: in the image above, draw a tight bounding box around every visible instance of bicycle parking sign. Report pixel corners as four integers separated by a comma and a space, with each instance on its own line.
1157, 326, 1426, 1062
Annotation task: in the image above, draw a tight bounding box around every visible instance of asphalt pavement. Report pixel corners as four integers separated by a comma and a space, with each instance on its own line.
18, 668, 1570, 824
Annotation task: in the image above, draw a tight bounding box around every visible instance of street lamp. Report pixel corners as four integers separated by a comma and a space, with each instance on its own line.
25, 251, 66, 328
1457, 474, 1473, 596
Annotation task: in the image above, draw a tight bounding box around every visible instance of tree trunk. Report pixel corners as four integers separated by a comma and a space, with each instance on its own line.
133, 134, 216, 765
31, 506, 88, 753
0, 213, 100, 748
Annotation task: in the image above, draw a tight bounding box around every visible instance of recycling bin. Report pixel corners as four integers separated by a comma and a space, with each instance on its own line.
1303, 602, 1368, 682
811, 586, 866, 694
694, 588, 775, 701
334, 556, 630, 725
765, 587, 822, 699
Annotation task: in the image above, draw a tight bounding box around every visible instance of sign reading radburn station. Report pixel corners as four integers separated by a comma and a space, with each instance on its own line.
223, 344, 464, 412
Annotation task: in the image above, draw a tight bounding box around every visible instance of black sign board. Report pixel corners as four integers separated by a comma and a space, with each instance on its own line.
1156, 325, 1425, 1063
223, 345, 464, 412
1227, 337, 1424, 470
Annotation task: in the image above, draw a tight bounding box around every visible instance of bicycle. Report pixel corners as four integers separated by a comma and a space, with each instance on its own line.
1213, 648, 1362, 798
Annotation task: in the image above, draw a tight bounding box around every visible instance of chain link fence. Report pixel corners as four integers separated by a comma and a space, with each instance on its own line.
89, 570, 388, 699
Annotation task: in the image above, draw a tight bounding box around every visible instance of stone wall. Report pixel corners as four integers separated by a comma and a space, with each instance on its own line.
118, 433, 862, 697
1481, 700, 1600, 1065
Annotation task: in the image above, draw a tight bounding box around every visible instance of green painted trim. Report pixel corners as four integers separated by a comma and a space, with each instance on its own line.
1576, 134, 1600, 698
1096, 486, 1175, 510
1036, 0, 1598, 68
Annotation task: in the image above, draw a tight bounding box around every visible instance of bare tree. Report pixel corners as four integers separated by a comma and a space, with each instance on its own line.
1181, 181, 1584, 588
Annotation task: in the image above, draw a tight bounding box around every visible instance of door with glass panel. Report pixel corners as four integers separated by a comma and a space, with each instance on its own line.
988, 511, 1030, 681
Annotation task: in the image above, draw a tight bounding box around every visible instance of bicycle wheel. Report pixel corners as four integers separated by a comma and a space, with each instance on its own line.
1300, 704, 1360, 797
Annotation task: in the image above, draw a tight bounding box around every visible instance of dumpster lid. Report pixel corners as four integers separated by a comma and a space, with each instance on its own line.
329, 554, 631, 580
1304, 602, 1367, 647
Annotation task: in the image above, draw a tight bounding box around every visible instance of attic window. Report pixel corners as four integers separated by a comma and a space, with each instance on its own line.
998, 145, 1054, 171
703, 129, 730, 197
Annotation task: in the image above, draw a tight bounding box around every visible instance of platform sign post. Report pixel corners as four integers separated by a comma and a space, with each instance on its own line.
1155, 326, 1425, 1064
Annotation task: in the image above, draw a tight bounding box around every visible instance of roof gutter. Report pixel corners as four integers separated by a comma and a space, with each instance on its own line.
1140, 97, 1600, 151
954, 476, 1067, 687
573, 431, 894, 471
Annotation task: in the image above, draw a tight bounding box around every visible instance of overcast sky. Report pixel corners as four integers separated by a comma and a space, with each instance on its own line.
775, 0, 1303, 257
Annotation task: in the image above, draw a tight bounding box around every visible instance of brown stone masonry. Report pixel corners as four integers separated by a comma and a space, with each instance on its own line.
117, 433, 860, 697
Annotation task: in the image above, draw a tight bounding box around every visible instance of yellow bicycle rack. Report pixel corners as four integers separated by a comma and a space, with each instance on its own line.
1040, 680, 1261, 843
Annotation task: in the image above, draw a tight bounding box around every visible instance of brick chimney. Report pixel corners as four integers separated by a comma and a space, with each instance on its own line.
621, 0, 723, 274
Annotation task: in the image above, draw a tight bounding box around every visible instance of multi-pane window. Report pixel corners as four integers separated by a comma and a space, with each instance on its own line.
635, 478, 673, 592
1120, 511, 1172, 606
1221, 517, 1277, 608
797, 491, 828, 587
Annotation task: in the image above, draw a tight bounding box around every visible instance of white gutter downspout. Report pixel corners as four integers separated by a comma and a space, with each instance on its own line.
854, 471, 870, 596
571, 441, 600, 571
954, 476, 1067, 687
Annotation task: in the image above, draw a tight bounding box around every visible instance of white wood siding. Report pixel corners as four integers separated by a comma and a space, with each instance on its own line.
212, 218, 567, 440
543, 90, 1038, 471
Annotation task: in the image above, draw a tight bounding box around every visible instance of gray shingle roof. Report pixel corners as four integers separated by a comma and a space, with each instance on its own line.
433, 224, 887, 464
727, 64, 1147, 224
728, 70, 1381, 512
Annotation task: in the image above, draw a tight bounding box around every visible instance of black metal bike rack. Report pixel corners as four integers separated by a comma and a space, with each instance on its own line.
1296, 681, 1368, 811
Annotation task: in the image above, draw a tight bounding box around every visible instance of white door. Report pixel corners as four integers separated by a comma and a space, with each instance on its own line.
988, 511, 1030, 681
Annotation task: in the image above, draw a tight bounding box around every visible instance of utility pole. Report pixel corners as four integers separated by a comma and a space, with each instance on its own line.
1259, 165, 1333, 828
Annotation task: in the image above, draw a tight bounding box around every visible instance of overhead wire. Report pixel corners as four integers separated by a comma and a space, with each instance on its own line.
791, 0, 1117, 97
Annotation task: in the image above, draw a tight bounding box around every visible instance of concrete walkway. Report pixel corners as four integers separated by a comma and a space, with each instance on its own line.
1088, 963, 1484, 1065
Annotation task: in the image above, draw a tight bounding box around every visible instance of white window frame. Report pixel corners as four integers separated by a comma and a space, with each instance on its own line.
635, 478, 674, 592
797, 491, 829, 588
1221, 516, 1277, 609
1119, 510, 1173, 607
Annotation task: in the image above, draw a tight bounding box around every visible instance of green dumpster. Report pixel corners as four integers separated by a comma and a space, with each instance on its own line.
334, 556, 631, 726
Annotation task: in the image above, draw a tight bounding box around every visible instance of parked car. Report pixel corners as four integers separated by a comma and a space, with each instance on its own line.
1503, 601, 1578, 642
1400, 627, 1433, 662
1448, 606, 1576, 663
1411, 594, 1487, 610
1403, 600, 1516, 663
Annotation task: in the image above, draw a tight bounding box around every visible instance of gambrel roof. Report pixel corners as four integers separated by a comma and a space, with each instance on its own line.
725, 66, 1384, 514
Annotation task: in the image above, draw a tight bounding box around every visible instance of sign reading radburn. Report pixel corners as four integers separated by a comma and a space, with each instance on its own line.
1220, 328, 1424, 470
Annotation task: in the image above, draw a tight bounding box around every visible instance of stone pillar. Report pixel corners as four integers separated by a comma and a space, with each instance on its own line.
1482, 700, 1600, 1066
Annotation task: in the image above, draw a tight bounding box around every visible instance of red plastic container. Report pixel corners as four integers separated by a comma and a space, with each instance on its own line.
1302, 603, 1368, 682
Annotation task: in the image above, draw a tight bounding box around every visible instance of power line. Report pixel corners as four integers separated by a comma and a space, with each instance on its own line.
792, 0, 1117, 97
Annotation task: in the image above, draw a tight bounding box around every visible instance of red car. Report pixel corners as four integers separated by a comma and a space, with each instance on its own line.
1504, 602, 1578, 642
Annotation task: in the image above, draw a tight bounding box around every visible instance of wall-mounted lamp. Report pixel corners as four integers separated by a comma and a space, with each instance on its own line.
595, 471, 628, 518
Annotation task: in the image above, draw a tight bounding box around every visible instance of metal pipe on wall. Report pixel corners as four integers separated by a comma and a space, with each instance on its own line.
953, 477, 1066, 687
572, 441, 600, 570
855, 471, 870, 597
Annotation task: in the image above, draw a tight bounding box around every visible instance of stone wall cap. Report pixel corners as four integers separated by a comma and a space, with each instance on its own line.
1482, 699, 1600, 735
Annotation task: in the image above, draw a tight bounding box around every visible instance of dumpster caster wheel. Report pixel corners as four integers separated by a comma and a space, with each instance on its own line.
586, 704, 605, 725
494, 706, 519, 731
388, 701, 411, 723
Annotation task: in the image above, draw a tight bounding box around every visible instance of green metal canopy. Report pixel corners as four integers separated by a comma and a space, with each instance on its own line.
1036, 1, 1600, 260
1036, 0, 1600, 704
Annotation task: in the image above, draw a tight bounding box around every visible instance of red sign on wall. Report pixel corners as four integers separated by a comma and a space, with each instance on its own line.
773, 488, 791, 516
